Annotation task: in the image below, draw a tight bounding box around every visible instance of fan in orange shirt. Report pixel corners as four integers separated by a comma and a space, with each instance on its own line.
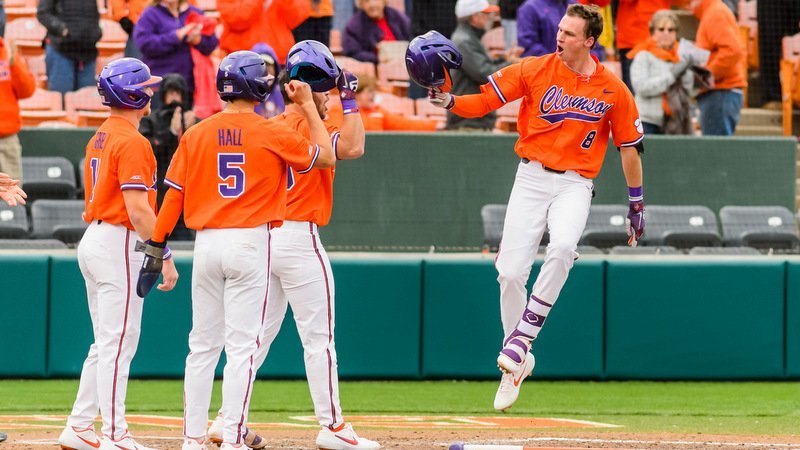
418, 3, 644, 412
136, 50, 335, 450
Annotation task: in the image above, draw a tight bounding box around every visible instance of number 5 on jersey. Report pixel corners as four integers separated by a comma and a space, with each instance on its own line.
218, 153, 245, 198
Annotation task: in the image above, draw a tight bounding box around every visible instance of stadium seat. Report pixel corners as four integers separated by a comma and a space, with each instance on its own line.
641, 205, 722, 249
335, 56, 376, 78
65, 86, 110, 121
329, 29, 343, 56
31, 199, 87, 243
738, 0, 759, 70
688, 246, 762, 255
0, 238, 68, 249
0, 204, 29, 238
97, 19, 128, 57
374, 93, 414, 116
19, 88, 64, 111
576, 245, 604, 256
21, 156, 78, 201
481, 26, 505, 57
21, 110, 69, 127
608, 245, 680, 255
580, 204, 630, 248
24, 54, 47, 88
6, 18, 47, 57
377, 57, 410, 95
480, 203, 549, 252
719, 205, 799, 251
495, 99, 521, 132
415, 97, 447, 119
37, 120, 78, 129
96, 52, 125, 76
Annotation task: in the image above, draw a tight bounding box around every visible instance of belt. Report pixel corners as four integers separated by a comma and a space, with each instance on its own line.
96, 220, 103, 225
521, 158, 566, 174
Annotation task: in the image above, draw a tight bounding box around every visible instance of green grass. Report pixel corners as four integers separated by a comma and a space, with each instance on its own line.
2, 380, 800, 435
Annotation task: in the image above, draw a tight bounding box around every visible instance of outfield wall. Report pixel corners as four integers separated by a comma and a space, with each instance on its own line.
20, 130, 796, 250
3, 254, 798, 380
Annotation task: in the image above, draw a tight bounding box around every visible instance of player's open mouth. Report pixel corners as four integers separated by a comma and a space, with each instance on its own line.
556, 45, 564, 54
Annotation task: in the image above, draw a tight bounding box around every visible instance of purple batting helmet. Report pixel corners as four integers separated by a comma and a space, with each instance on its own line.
285, 40, 340, 92
405, 31, 462, 92
97, 58, 162, 109
217, 50, 272, 103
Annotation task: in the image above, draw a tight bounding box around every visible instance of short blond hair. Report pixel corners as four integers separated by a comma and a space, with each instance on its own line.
649, 9, 679, 34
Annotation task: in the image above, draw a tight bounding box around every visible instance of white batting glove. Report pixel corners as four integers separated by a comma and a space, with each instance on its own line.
428, 88, 454, 109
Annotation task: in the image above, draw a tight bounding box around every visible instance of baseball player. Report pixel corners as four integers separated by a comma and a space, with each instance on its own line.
0, 172, 26, 206
424, 4, 645, 411
58, 57, 179, 450
135, 50, 335, 450
206, 40, 379, 450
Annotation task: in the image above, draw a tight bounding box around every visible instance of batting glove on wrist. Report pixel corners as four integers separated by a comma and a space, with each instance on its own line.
337, 68, 359, 114
626, 201, 645, 247
135, 239, 170, 297
428, 88, 454, 109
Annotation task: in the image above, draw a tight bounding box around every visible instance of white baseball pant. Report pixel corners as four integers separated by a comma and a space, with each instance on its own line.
254, 220, 342, 427
182, 225, 270, 444
495, 160, 593, 340
69, 221, 145, 440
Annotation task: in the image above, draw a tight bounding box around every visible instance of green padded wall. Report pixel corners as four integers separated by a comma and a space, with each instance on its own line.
19, 129, 796, 250
786, 262, 800, 377
0, 255, 49, 377
48, 255, 93, 377
606, 260, 785, 380
422, 258, 604, 379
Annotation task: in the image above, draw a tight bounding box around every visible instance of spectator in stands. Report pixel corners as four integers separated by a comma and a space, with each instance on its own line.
343, 0, 411, 64
691, 0, 745, 136
499, 0, 524, 51
109, 0, 148, 58
448, 0, 519, 131
614, 0, 670, 94
409, 0, 457, 99
294, 0, 333, 45
0, 37, 35, 181
139, 73, 195, 240
251, 42, 284, 118
517, 0, 605, 60
37, 0, 102, 94
218, 0, 269, 55
353, 73, 437, 131
629, 10, 694, 135
134, 0, 219, 110
757, 0, 800, 110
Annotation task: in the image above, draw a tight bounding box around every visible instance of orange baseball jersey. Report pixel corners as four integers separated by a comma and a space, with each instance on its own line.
153, 111, 319, 240
271, 110, 340, 227
452, 54, 643, 179
83, 116, 157, 230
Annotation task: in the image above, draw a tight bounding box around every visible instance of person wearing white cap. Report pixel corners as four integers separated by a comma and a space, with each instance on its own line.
447, 0, 520, 130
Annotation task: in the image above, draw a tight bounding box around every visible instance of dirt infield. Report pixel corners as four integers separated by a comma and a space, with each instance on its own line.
3, 415, 800, 450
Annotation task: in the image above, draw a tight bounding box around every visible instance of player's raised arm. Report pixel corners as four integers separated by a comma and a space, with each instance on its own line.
286, 79, 334, 168
333, 68, 365, 160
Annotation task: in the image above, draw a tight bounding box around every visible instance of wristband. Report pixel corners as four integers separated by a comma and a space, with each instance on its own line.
341, 99, 358, 115
628, 186, 643, 203
164, 245, 172, 260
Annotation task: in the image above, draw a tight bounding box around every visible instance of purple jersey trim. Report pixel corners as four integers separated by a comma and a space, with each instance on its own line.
120, 183, 148, 191
297, 144, 320, 174
332, 132, 341, 160
620, 134, 645, 147
488, 74, 507, 104
164, 178, 183, 191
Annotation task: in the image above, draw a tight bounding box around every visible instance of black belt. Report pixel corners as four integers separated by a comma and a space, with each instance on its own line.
521, 158, 566, 174
96, 220, 102, 224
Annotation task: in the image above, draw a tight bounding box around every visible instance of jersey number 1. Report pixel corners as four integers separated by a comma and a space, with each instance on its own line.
89, 157, 100, 202
218, 153, 245, 198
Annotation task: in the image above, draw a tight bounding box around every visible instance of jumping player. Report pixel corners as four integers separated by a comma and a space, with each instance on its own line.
423, 4, 645, 411
135, 50, 335, 450
58, 58, 178, 450
206, 40, 379, 450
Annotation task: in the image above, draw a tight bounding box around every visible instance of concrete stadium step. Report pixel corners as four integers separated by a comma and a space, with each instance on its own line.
734, 124, 784, 136
738, 108, 782, 127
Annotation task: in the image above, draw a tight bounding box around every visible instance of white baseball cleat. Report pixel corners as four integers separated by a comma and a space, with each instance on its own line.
316, 423, 380, 450
99, 431, 156, 450
494, 352, 535, 411
207, 414, 267, 449
58, 425, 102, 450
182, 437, 208, 450
218, 443, 247, 450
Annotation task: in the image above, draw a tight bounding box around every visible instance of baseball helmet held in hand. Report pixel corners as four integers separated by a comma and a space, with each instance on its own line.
217, 50, 272, 103
405, 30, 462, 92
97, 58, 162, 109
286, 40, 341, 92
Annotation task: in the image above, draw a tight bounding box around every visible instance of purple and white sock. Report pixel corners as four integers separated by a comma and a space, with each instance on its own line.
500, 295, 553, 364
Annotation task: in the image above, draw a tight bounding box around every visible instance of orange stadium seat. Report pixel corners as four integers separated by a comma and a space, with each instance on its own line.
495, 99, 521, 132
330, 29, 342, 56
37, 120, 78, 129
19, 88, 63, 111
65, 86, 109, 125
481, 26, 506, 57
21, 110, 69, 127
6, 18, 47, 58
97, 19, 128, 57
5, 4, 36, 22
377, 58, 409, 96
780, 33, 800, 136
374, 93, 415, 116
96, 52, 124, 75
335, 56, 376, 78
24, 54, 48, 89
738, 1, 759, 68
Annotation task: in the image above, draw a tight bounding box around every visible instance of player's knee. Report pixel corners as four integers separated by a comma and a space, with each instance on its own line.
545, 241, 578, 264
